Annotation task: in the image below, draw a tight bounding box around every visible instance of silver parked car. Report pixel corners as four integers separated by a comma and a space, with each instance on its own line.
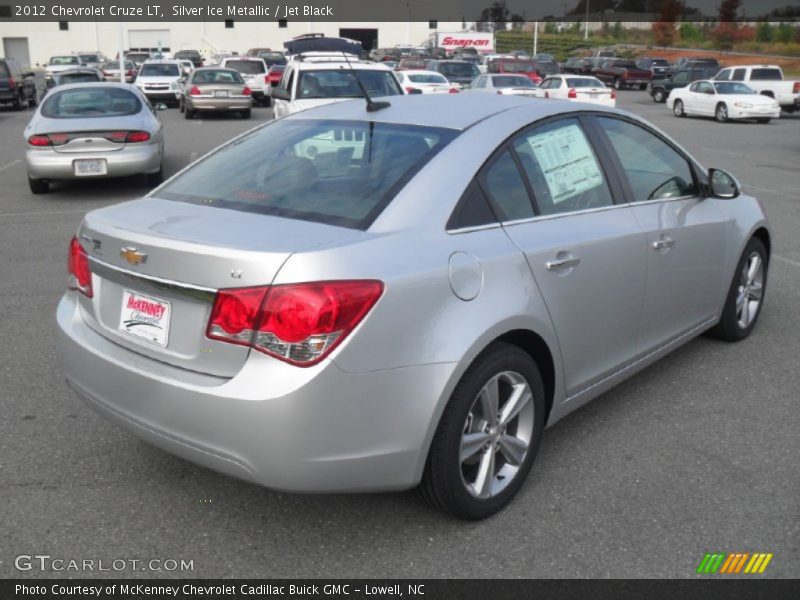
57, 95, 770, 519
177, 67, 253, 119
24, 83, 165, 194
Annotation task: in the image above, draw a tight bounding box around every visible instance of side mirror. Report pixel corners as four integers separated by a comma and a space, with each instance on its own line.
154, 103, 168, 111
708, 168, 740, 199
271, 87, 290, 101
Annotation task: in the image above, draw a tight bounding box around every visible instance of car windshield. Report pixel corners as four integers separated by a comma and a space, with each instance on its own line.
192, 69, 243, 84
58, 72, 102, 84
567, 78, 605, 88
50, 56, 80, 66
298, 70, 403, 99
750, 68, 782, 81
225, 60, 266, 74
493, 75, 534, 88
714, 82, 756, 94
41, 87, 142, 118
157, 119, 459, 229
140, 63, 180, 77
439, 62, 480, 77
500, 61, 535, 73
408, 73, 447, 84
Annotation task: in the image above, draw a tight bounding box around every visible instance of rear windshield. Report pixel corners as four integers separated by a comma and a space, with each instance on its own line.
408, 73, 447, 84
58, 72, 102, 84
259, 52, 287, 64
750, 68, 782, 81
224, 60, 266, 74
567, 77, 605, 88
298, 70, 402, 99
714, 82, 755, 94
192, 69, 243, 84
493, 75, 534, 88
500, 61, 535, 73
439, 62, 480, 77
174, 51, 200, 59
157, 119, 459, 229
41, 87, 142, 118
140, 63, 180, 77
50, 56, 80, 66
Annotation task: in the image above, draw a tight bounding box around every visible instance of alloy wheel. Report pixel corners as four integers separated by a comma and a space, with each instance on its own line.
736, 252, 764, 329
459, 371, 535, 499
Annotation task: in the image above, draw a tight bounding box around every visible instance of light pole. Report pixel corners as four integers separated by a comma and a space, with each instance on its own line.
584, 0, 590, 41
118, 21, 125, 83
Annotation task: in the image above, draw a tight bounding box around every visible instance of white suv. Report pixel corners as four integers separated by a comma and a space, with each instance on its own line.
135, 60, 183, 106
219, 56, 270, 106
271, 53, 404, 118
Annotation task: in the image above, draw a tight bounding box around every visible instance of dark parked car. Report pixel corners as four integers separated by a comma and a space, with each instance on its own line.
256, 51, 287, 68
486, 59, 542, 84
173, 50, 203, 68
0, 58, 38, 109
593, 58, 653, 90
649, 66, 721, 103
563, 57, 589, 74
672, 57, 720, 73
425, 60, 481, 88
636, 57, 672, 80
44, 68, 104, 97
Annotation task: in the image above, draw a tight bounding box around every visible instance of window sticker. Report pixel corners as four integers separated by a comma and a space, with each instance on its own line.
524, 124, 605, 204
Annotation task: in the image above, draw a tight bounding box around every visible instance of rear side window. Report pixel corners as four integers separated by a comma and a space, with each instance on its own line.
597, 117, 697, 201
513, 119, 613, 216
225, 60, 266, 74
732, 68, 746, 81
41, 87, 142, 118
157, 119, 458, 230
750, 68, 782, 81
447, 181, 497, 230
481, 150, 534, 221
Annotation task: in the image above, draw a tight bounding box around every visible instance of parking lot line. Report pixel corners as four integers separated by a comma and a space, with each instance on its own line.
774, 254, 800, 269
703, 147, 799, 172
0, 159, 21, 172
744, 185, 799, 200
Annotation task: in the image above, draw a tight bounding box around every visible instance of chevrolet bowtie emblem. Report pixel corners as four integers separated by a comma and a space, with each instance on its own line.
120, 247, 147, 265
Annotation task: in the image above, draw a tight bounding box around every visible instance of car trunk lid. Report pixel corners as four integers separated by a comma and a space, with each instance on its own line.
75, 197, 359, 377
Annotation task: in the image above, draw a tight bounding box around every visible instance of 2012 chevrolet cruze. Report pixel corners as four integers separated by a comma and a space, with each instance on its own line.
57, 95, 770, 519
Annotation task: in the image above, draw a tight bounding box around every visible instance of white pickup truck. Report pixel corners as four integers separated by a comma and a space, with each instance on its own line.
714, 64, 800, 113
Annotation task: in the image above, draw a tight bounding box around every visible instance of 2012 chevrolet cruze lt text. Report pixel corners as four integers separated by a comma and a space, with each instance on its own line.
57, 95, 770, 519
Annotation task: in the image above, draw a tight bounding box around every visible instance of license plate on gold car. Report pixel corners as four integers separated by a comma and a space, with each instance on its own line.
119, 290, 171, 347
74, 159, 107, 177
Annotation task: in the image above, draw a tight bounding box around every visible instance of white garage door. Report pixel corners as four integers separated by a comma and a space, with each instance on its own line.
128, 30, 171, 52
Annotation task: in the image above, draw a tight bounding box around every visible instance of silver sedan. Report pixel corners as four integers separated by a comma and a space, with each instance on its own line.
24, 82, 165, 194
57, 95, 770, 519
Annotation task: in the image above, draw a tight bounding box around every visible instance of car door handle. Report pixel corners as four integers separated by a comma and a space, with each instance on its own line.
546, 256, 581, 271
652, 236, 676, 250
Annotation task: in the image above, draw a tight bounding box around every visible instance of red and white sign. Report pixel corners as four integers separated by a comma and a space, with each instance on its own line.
437, 32, 494, 52
119, 289, 171, 346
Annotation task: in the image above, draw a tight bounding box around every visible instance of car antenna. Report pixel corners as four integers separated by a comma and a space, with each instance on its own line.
341, 51, 390, 112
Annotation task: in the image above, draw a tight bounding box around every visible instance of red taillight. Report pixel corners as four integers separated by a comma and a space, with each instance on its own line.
611, 88, 617, 100
68, 237, 93, 298
405, 86, 416, 93
568, 88, 577, 99
242, 87, 252, 96
793, 81, 800, 94
28, 135, 51, 147
449, 87, 459, 94
126, 131, 151, 143
107, 131, 128, 143
189, 86, 202, 96
206, 280, 384, 366
8, 77, 16, 90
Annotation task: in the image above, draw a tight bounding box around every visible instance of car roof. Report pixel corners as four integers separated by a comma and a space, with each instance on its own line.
291, 60, 392, 71
142, 59, 180, 65
287, 94, 605, 131
43, 82, 140, 93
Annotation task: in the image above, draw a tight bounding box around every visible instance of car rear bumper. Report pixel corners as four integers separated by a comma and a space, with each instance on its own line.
729, 107, 781, 119
186, 97, 252, 111
142, 91, 178, 101
56, 293, 455, 492
25, 143, 162, 179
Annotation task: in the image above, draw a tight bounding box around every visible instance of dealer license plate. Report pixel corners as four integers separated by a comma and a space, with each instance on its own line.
119, 290, 171, 347
215, 90, 229, 97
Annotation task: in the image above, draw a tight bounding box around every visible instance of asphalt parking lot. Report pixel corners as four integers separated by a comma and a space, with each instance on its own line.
1, 93, 798, 579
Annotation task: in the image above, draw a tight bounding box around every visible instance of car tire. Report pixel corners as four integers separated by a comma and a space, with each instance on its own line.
707, 237, 768, 343
756, 118, 771, 124
29, 87, 39, 107
241, 109, 251, 119
652, 89, 666, 103
418, 342, 546, 520
145, 166, 164, 187
12, 92, 26, 111
263, 96, 271, 107
673, 99, 685, 117
715, 103, 728, 123
184, 108, 194, 120
639, 83, 647, 91
28, 176, 49, 194
179, 98, 185, 113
